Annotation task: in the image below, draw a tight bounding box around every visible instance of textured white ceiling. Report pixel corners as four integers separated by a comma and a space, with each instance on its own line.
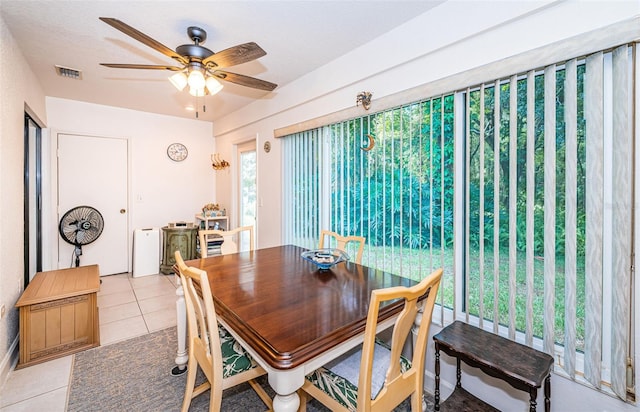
1, 1, 443, 122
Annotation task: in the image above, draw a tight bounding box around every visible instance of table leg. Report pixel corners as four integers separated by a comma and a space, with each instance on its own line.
268, 369, 304, 412
434, 345, 440, 411
272, 392, 300, 412
456, 358, 462, 388
544, 375, 551, 412
172, 274, 188, 376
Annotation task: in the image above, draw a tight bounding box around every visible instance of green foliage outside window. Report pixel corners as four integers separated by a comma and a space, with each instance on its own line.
286, 64, 588, 349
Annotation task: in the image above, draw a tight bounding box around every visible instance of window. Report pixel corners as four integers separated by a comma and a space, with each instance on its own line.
237, 140, 257, 228
283, 98, 456, 310
281, 42, 635, 401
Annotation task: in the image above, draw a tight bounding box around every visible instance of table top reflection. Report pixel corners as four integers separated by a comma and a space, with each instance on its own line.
186, 244, 414, 370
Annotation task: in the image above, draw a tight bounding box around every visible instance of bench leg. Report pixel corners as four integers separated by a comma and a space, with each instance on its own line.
529, 388, 537, 412
434, 347, 440, 411
545, 375, 551, 412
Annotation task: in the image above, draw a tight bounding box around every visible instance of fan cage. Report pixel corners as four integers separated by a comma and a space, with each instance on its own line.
59, 206, 104, 246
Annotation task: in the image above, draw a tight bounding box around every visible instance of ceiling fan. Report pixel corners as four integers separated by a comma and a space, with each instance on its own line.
99, 17, 277, 96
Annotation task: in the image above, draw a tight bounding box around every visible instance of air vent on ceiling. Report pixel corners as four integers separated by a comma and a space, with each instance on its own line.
55, 65, 82, 80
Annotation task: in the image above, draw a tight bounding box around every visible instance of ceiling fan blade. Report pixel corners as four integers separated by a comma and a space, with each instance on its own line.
100, 63, 183, 71
100, 17, 188, 65
212, 70, 277, 91
202, 42, 266, 68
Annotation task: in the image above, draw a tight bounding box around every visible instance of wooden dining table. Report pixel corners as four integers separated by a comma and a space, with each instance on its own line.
174, 244, 418, 411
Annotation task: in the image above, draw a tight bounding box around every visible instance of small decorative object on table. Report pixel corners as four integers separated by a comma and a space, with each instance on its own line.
202, 203, 220, 217
301, 248, 350, 270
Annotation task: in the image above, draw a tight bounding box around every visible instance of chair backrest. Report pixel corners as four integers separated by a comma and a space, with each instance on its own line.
174, 250, 225, 407
199, 225, 254, 257
174, 248, 188, 274
318, 229, 365, 264
358, 268, 443, 412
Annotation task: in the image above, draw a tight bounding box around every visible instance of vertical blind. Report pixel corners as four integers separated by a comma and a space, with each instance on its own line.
464, 44, 635, 399
281, 43, 636, 401
610, 44, 632, 399
282, 97, 456, 296
282, 128, 323, 248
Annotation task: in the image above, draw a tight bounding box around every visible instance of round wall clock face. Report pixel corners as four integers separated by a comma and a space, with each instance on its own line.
167, 143, 188, 162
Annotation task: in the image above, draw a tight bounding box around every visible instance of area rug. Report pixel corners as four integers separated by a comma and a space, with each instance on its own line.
67, 327, 424, 411
67, 327, 277, 411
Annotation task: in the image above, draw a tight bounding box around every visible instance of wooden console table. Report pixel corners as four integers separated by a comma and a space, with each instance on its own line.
433, 321, 554, 412
15, 265, 100, 369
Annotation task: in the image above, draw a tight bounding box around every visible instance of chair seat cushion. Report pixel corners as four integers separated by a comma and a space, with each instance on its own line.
305, 339, 411, 411
218, 324, 259, 378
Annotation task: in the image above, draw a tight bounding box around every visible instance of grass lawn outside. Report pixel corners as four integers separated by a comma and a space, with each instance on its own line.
361, 244, 585, 351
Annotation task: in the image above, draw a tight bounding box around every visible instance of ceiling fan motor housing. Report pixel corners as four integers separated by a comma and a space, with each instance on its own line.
175, 26, 214, 61
176, 44, 214, 61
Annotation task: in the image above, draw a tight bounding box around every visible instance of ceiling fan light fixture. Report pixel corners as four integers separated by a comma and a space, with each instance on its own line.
189, 85, 206, 97
169, 72, 188, 91
205, 77, 223, 96
98, 17, 278, 119
187, 69, 206, 90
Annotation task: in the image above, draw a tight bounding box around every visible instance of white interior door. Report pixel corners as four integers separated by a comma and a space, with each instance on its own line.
58, 134, 129, 275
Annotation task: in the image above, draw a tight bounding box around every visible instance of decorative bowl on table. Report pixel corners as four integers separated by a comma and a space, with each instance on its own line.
301, 248, 350, 270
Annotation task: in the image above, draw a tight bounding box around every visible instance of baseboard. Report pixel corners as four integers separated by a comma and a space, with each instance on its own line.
0, 336, 19, 390
424, 368, 455, 397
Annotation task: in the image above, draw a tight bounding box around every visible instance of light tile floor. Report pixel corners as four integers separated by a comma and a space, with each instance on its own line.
0, 272, 179, 412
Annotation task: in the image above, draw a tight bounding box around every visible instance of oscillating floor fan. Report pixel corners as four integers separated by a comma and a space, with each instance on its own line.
59, 206, 104, 267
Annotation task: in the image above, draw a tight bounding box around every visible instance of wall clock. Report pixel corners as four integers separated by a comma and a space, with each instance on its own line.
167, 143, 188, 162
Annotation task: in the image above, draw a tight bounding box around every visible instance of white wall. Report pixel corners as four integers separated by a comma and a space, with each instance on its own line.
212, 1, 640, 410
0, 14, 47, 386
45, 97, 215, 272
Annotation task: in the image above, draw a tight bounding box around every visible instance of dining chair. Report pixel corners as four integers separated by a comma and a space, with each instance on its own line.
174, 251, 271, 412
299, 267, 443, 412
318, 230, 366, 264
199, 225, 254, 257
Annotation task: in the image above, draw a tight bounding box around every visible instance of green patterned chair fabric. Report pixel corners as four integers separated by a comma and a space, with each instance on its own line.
218, 324, 259, 378
304, 339, 411, 411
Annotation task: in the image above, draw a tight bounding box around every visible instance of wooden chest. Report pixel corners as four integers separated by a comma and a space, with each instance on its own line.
15, 265, 100, 369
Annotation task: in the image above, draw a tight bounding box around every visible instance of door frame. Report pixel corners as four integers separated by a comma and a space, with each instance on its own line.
23, 112, 43, 287
232, 137, 258, 239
